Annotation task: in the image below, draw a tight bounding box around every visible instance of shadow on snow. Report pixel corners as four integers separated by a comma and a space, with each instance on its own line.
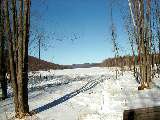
31, 79, 100, 114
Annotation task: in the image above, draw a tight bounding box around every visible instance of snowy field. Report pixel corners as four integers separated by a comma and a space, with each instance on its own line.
0, 67, 160, 120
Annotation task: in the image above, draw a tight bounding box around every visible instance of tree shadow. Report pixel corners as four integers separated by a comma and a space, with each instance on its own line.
28, 75, 91, 93
31, 79, 100, 114
28, 82, 69, 93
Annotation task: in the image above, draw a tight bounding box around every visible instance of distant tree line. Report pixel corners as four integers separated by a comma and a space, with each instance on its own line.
101, 54, 160, 69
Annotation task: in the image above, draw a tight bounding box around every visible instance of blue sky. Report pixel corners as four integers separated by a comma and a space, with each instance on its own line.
30, 0, 130, 65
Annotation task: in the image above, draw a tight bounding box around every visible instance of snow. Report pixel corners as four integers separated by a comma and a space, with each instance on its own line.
0, 67, 160, 120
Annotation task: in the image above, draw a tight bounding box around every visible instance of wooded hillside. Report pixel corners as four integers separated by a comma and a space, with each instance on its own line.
28, 56, 62, 71
101, 54, 160, 67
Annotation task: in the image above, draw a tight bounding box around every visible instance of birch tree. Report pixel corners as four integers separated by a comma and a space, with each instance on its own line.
128, 0, 152, 89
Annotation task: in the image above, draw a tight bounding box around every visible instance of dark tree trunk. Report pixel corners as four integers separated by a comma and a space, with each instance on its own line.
22, 0, 30, 112
0, 0, 7, 100
4, 0, 19, 115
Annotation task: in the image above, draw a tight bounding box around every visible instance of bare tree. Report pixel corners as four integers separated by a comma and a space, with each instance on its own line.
128, 0, 152, 90
4, 0, 30, 118
110, 2, 119, 79
124, 12, 137, 76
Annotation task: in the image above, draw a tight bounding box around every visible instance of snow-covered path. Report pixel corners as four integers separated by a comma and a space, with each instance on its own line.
1, 67, 160, 120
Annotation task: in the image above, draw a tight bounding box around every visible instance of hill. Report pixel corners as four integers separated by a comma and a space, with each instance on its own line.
28, 56, 62, 71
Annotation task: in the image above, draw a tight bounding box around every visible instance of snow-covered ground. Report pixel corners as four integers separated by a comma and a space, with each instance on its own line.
0, 67, 160, 120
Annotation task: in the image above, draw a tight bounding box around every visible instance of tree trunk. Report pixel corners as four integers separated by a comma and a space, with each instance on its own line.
22, 0, 30, 112
131, 0, 152, 89
11, 0, 18, 76
4, 0, 19, 116
17, 0, 30, 117
146, 0, 151, 87
17, 0, 25, 116
0, 0, 7, 100
4, 0, 30, 118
